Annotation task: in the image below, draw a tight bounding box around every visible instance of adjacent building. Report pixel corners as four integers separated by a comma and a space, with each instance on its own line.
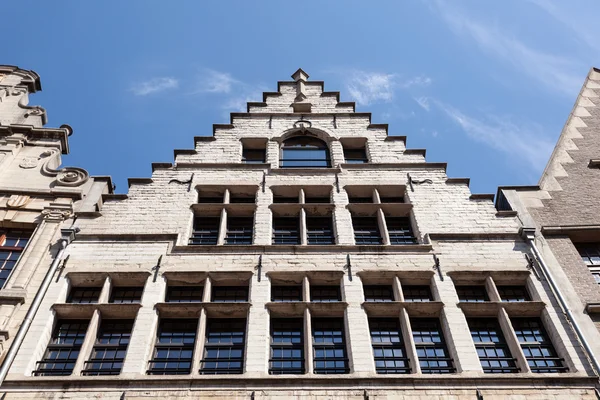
0, 66, 598, 399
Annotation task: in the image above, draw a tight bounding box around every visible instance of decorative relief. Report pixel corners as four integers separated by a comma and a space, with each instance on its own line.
19, 157, 39, 169
7, 195, 31, 209
40, 149, 89, 187
41, 208, 73, 221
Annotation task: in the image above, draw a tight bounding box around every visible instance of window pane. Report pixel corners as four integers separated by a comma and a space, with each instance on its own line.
468, 318, 517, 373
271, 286, 303, 302
310, 286, 341, 302
456, 286, 489, 302
411, 318, 454, 374
34, 320, 89, 376
364, 285, 394, 302
166, 286, 204, 303
386, 217, 417, 245
306, 217, 335, 245
511, 318, 566, 373
270, 318, 304, 374
189, 217, 220, 245
67, 287, 101, 304
225, 217, 254, 245
83, 320, 133, 376
352, 217, 381, 245
273, 217, 300, 245
369, 318, 409, 374
201, 319, 246, 374
0, 229, 33, 289
312, 318, 348, 374
148, 319, 197, 375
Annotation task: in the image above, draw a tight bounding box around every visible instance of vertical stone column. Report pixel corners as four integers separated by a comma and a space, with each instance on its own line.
244, 272, 269, 375
342, 274, 373, 373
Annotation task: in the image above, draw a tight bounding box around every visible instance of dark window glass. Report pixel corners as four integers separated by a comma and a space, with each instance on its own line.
369, 318, 410, 374
273, 217, 300, 245
511, 318, 567, 373
352, 216, 382, 245
225, 217, 254, 245
468, 318, 518, 373
312, 318, 349, 374
343, 148, 368, 164
198, 193, 225, 203
229, 194, 256, 203
310, 286, 341, 302
402, 285, 433, 302
147, 319, 197, 375
34, 320, 89, 376
110, 287, 143, 304
189, 217, 220, 245
306, 217, 335, 245
575, 243, 600, 266
270, 318, 304, 374
273, 195, 299, 203
364, 285, 395, 302
304, 196, 330, 204
380, 196, 404, 203
280, 136, 331, 168
456, 286, 489, 303
166, 286, 204, 303
497, 286, 531, 302
271, 286, 303, 302
386, 217, 417, 245
242, 148, 266, 164
67, 287, 101, 304
411, 318, 455, 374
348, 196, 374, 203
83, 320, 133, 376
201, 319, 246, 374
212, 286, 248, 302
0, 229, 32, 289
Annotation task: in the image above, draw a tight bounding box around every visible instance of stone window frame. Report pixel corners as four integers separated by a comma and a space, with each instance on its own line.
340, 137, 369, 164
450, 271, 570, 374
190, 185, 259, 246
0, 227, 35, 290
266, 271, 349, 375
240, 138, 268, 164
270, 186, 336, 246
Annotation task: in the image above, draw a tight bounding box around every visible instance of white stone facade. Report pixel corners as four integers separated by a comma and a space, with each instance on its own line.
0, 67, 598, 398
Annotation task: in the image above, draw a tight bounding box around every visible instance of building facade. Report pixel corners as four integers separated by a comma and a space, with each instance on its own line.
0, 66, 598, 399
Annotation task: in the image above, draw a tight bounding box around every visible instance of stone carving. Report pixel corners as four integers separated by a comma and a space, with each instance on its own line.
293, 119, 312, 133
7, 195, 31, 209
19, 157, 39, 169
40, 149, 90, 187
41, 208, 73, 221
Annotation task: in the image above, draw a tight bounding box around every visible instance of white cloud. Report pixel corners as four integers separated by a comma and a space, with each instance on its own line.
346, 70, 432, 106
193, 69, 238, 94
130, 77, 178, 96
414, 96, 431, 111
435, 100, 554, 170
428, 0, 583, 96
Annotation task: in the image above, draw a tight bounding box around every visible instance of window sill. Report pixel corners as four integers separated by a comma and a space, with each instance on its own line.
0, 288, 27, 305
51, 303, 141, 319
174, 244, 433, 254
266, 301, 348, 317
457, 301, 546, 317
268, 167, 342, 175
362, 301, 444, 317
155, 302, 251, 318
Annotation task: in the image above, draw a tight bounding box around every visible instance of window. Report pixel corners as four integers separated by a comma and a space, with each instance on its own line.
310, 286, 341, 302
148, 319, 197, 375
380, 196, 404, 203
189, 217, 220, 245
34, 320, 89, 376
273, 217, 300, 245
511, 318, 566, 373
201, 319, 246, 374
198, 190, 225, 203
110, 287, 143, 304
304, 196, 330, 204
306, 217, 335, 245
312, 318, 349, 374
468, 318, 518, 373
348, 196, 373, 203
411, 318, 454, 374
402, 285, 433, 302
576, 243, 600, 284
242, 148, 266, 164
369, 318, 410, 374
229, 193, 256, 203
273, 195, 298, 203
352, 216, 382, 245
343, 148, 368, 164
211, 286, 248, 303
386, 217, 417, 245
280, 136, 330, 168
363, 285, 394, 302
497, 286, 531, 302
270, 318, 304, 374
166, 286, 204, 303
67, 287, 101, 304
0, 229, 31, 289
83, 320, 133, 376
225, 217, 253, 245
456, 286, 489, 303
271, 286, 303, 302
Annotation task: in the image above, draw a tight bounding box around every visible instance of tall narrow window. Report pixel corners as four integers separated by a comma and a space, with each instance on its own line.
468, 318, 518, 373
352, 216, 382, 245
306, 216, 335, 245
0, 229, 31, 289
211, 286, 248, 302
281, 136, 330, 168
147, 319, 197, 375
67, 287, 101, 304
189, 217, 220, 245
497, 286, 531, 302
83, 320, 133, 376
411, 318, 454, 374
269, 318, 304, 374
363, 285, 394, 302
225, 217, 254, 245
386, 217, 417, 245
456, 286, 489, 302
369, 318, 410, 374
511, 318, 566, 373
166, 286, 204, 303
201, 319, 246, 374
312, 318, 349, 374
402, 285, 433, 302
272, 217, 300, 245
34, 320, 89, 376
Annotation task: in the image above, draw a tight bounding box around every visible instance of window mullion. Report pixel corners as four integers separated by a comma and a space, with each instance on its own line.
393, 276, 404, 302
377, 209, 390, 246
191, 308, 207, 376
485, 276, 501, 302
217, 208, 227, 246
99, 276, 111, 304
300, 209, 307, 246
73, 309, 101, 375
497, 307, 531, 373
399, 308, 421, 374
304, 308, 313, 374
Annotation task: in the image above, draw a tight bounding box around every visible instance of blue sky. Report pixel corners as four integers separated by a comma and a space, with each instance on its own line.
4, 1, 600, 194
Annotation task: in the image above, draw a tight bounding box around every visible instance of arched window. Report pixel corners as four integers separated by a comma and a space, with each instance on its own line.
280, 136, 331, 168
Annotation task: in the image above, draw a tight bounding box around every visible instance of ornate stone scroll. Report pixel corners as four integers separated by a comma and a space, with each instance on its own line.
40, 149, 89, 187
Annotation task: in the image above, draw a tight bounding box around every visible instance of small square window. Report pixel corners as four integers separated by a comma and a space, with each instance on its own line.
306, 217, 335, 245
456, 286, 489, 302
110, 287, 144, 304
242, 148, 266, 164
343, 148, 368, 164
310, 286, 341, 302
402, 285, 433, 302
497, 286, 531, 302
271, 286, 303, 302
273, 217, 300, 245
190, 217, 220, 245
166, 286, 204, 303
212, 286, 248, 303
363, 285, 394, 302
67, 287, 101, 304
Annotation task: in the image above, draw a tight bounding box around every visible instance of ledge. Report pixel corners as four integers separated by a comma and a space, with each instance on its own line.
174, 149, 197, 156
268, 167, 342, 175
341, 162, 447, 171
495, 210, 518, 217
152, 162, 173, 171
270, 203, 334, 216
403, 149, 426, 156
52, 303, 141, 319
362, 301, 444, 317
175, 163, 271, 170
173, 244, 433, 254
469, 194, 495, 201
427, 232, 520, 240
0, 187, 83, 200
383, 135, 406, 142
155, 302, 251, 318
457, 301, 545, 317
586, 303, 600, 314
446, 178, 470, 186
541, 225, 600, 236
0, 125, 69, 154
191, 203, 257, 216
101, 193, 128, 201
356, 270, 435, 280
127, 178, 153, 187
266, 302, 348, 317
347, 203, 412, 217
74, 233, 178, 243
0, 288, 27, 304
